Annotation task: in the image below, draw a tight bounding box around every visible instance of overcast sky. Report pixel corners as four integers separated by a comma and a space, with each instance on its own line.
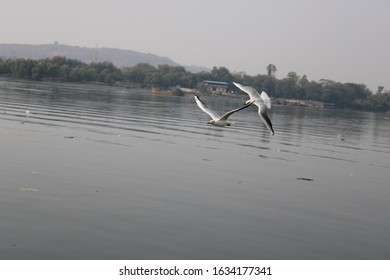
1, 0, 389, 91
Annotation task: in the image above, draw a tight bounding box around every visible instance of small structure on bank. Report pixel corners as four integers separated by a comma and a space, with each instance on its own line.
202, 80, 229, 94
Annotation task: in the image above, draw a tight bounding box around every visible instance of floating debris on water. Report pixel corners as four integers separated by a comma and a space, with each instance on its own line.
17, 187, 39, 192
337, 133, 345, 141
296, 177, 314, 181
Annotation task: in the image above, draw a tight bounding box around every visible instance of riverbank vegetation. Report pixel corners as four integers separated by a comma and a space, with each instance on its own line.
0, 56, 389, 112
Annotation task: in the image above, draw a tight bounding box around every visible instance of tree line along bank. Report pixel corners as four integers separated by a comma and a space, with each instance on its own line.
0, 56, 389, 112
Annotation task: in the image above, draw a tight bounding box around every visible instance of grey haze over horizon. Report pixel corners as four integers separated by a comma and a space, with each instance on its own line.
1, 0, 389, 92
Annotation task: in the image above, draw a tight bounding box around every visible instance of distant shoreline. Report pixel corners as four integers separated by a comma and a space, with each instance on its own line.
2, 77, 389, 114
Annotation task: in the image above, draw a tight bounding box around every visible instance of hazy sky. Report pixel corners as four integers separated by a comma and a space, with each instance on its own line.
1, 0, 389, 91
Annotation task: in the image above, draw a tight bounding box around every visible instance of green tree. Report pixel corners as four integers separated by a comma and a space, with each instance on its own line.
158, 65, 188, 87
58, 64, 72, 81
211, 66, 233, 83
305, 81, 323, 101
31, 62, 46, 80
10, 58, 36, 78
98, 69, 115, 84
69, 67, 81, 82
123, 63, 157, 85
276, 72, 301, 99
266, 64, 277, 77
79, 66, 98, 81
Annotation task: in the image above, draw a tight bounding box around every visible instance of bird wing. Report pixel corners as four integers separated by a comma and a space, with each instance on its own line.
219, 100, 255, 121
194, 95, 220, 120
256, 104, 274, 135
260, 91, 272, 109
233, 82, 261, 101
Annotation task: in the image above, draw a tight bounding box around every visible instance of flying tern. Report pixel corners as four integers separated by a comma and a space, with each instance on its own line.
233, 82, 274, 135
195, 95, 254, 127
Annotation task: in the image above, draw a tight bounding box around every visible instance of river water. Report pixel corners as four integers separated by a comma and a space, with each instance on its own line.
1, 79, 389, 259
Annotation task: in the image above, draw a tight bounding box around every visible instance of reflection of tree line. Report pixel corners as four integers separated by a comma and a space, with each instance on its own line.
1, 57, 389, 112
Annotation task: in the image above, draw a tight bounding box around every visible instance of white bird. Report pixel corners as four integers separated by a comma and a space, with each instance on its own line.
195, 95, 254, 127
233, 82, 274, 135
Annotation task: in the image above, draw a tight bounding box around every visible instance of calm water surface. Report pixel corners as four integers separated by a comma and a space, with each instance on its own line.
1, 79, 389, 259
